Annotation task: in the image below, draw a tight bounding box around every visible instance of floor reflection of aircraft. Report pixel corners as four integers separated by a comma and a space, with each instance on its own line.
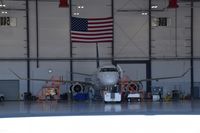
10, 66, 190, 102
104, 103, 122, 112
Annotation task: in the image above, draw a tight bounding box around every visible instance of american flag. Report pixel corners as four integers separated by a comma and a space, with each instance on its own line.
71, 17, 113, 43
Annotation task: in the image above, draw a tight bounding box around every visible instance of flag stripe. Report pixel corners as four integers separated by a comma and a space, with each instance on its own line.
71, 32, 113, 36
88, 24, 113, 29
87, 28, 113, 32
88, 21, 113, 25
72, 40, 113, 43
72, 37, 113, 41
72, 33, 113, 39
71, 30, 112, 34
72, 36, 113, 40
87, 17, 112, 21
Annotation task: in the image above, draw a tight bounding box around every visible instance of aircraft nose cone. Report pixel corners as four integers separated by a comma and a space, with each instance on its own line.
99, 73, 119, 86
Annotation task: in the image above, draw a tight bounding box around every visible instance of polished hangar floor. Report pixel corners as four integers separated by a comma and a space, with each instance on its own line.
0, 100, 200, 117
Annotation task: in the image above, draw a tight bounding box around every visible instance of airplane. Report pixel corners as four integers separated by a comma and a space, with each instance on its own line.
10, 65, 190, 102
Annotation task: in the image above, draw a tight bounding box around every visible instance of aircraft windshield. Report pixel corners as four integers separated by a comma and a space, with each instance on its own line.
100, 68, 118, 72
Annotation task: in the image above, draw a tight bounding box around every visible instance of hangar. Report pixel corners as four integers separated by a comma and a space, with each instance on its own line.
0, 0, 200, 116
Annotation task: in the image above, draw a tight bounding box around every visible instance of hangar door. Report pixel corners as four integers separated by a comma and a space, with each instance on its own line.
0, 80, 19, 100
118, 63, 147, 91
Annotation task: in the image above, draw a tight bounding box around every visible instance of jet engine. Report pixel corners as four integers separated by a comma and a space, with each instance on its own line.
70, 82, 89, 100
70, 82, 83, 93
126, 82, 139, 93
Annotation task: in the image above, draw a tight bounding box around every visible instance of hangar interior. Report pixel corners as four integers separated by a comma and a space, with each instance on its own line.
0, 0, 200, 116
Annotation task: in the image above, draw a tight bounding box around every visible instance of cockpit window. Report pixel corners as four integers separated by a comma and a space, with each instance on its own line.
100, 68, 118, 72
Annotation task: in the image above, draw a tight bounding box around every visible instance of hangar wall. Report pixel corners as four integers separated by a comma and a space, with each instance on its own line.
194, 2, 200, 57
0, 0, 199, 99
152, 60, 191, 95
0, 61, 27, 99
29, 1, 69, 58
114, 0, 149, 58
0, 1, 26, 58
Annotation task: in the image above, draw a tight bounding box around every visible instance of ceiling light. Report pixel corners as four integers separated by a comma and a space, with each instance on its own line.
141, 12, 148, 15
48, 69, 53, 73
151, 5, 158, 9
78, 6, 84, 9
0, 4, 6, 7
73, 12, 79, 15
1, 11, 8, 14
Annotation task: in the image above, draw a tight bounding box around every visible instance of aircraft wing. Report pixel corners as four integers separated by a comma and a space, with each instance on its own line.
67, 71, 94, 77
134, 68, 190, 82
9, 69, 93, 86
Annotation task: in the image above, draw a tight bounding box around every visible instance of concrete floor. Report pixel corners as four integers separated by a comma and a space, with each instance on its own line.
0, 100, 200, 117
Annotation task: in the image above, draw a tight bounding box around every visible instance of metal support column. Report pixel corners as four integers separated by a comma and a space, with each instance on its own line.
69, 0, 73, 81
190, 0, 194, 99
36, 0, 39, 68
96, 43, 100, 68
147, 0, 152, 93
26, 0, 30, 93
175, 8, 178, 57
111, 0, 114, 65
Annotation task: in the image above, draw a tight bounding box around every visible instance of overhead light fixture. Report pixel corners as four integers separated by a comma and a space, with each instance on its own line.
151, 5, 158, 9
48, 69, 53, 73
141, 12, 148, 15
73, 12, 79, 15
78, 6, 84, 9
0, 4, 6, 7
1, 11, 7, 14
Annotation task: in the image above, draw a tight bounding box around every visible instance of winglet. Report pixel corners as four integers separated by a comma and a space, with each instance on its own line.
9, 69, 24, 80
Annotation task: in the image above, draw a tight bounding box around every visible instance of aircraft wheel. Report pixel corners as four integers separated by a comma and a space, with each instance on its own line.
127, 98, 131, 102
0, 96, 4, 101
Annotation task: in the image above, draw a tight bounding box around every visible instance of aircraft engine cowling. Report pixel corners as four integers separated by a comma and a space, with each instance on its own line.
126, 82, 139, 93
71, 83, 83, 93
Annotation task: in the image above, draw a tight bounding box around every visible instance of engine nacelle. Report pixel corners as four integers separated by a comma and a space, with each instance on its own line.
70, 82, 84, 93
126, 82, 139, 93
70, 82, 89, 101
